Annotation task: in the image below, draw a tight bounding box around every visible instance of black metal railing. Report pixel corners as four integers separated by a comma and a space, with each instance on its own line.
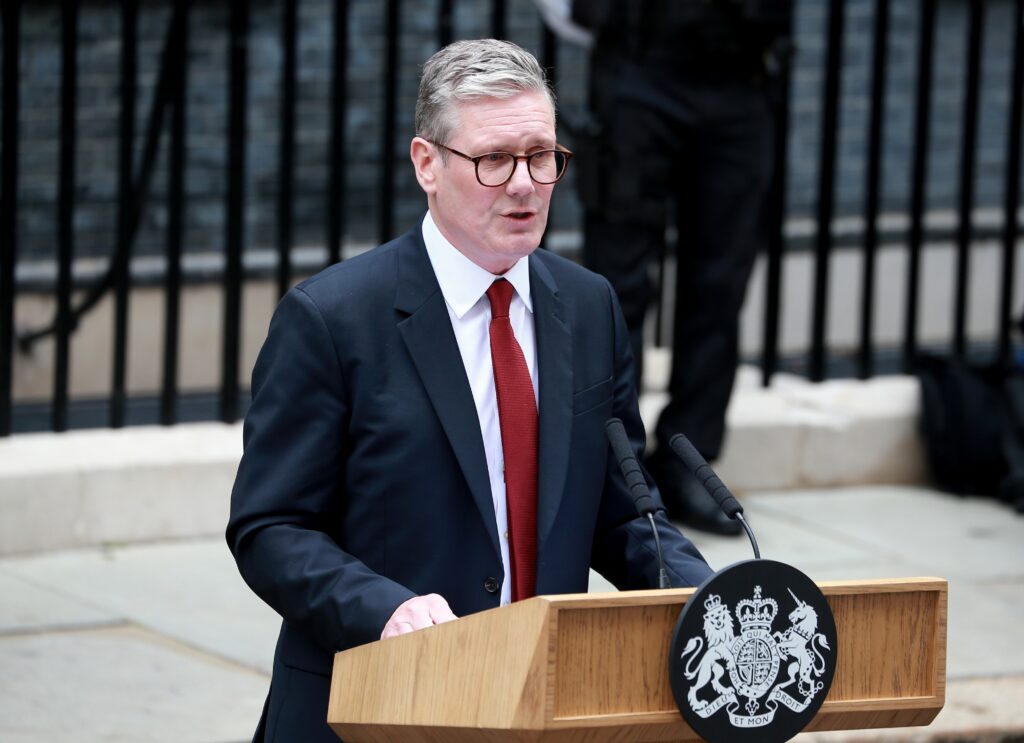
0, 0, 1021, 436
1, 1, 19, 437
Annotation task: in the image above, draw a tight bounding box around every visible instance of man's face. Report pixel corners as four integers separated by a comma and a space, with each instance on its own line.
411, 91, 557, 274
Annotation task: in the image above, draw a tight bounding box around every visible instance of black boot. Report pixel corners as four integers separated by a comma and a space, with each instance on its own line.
646, 448, 742, 536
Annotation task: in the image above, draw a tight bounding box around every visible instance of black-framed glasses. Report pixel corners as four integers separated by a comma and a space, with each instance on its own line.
429, 141, 573, 187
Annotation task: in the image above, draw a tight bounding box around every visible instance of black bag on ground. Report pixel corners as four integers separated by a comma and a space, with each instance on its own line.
999, 375, 1024, 512
917, 355, 1007, 496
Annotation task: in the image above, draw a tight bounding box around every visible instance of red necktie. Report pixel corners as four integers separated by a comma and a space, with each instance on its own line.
486, 279, 538, 602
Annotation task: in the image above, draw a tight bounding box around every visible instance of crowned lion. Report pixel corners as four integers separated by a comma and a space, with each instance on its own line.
680, 594, 737, 710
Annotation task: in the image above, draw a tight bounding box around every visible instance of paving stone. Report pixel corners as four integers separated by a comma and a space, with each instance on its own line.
0, 570, 120, 634
0, 625, 267, 743
749, 487, 1024, 582
2, 485, 1022, 742
797, 676, 1024, 742
945, 580, 1024, 678
3, 541, 280, 674
686, 494, 880, 573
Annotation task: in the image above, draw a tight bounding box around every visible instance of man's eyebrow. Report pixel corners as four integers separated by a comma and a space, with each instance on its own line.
480, 139, 557, 153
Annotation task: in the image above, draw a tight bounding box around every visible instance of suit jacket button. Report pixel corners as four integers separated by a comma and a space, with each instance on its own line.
483, 577, 500, 594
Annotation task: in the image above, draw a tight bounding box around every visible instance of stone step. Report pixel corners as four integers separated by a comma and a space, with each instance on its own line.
0, 361, 928, 557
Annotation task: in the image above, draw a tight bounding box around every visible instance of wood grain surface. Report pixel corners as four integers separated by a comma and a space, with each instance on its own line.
329, 578, 947, 742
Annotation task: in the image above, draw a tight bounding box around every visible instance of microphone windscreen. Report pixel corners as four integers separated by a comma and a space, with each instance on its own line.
668, 434, 743, 518
605, 418, 656, 515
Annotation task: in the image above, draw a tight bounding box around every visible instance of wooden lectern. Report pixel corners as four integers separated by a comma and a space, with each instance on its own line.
328, 577, 946, 742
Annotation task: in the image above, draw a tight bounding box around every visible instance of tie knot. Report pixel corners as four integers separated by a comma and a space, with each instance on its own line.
486, 279, 514, 319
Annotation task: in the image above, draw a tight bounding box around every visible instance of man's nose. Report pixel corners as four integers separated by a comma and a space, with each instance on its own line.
505, 159, 536, 196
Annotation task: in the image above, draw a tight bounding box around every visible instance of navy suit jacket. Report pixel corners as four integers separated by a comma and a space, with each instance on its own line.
227, 226, 712, 741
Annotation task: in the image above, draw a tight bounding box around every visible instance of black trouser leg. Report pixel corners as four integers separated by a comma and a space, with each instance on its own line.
655, 81, 776, 460
581, 99, 679, 393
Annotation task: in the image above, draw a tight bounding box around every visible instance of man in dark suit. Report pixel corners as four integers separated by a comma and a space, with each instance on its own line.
227, 39, 712, 742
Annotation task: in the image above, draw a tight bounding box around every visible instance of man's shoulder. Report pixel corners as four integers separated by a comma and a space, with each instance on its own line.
295, 229, 419, 302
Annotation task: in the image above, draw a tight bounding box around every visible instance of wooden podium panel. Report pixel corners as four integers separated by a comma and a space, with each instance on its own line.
328, 577, 947, 742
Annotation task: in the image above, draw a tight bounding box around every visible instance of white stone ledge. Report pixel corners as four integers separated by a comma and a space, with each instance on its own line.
1, 369, 928, 556
640, 356, 927, 494
0, 423, 242, 556
716, 372, 927, 493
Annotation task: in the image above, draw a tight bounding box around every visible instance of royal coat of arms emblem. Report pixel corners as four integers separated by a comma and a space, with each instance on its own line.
680, 585, 831, 726
670, 561, 838, 741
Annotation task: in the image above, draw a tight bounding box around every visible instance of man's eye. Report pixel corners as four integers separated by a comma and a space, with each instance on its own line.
484, 153, 505, 163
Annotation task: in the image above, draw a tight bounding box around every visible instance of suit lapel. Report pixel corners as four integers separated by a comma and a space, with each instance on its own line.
394, 232, 500, 560
530, 253, 573, 552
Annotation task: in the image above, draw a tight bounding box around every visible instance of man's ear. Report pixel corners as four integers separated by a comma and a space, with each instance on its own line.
410, 137, 439, 195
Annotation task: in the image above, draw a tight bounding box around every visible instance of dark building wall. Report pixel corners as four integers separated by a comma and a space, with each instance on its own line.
4, 0, 1020, 264
787, 0, 1018, 220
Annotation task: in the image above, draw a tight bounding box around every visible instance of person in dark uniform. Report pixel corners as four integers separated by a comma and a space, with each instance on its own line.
573, 0, 792, 535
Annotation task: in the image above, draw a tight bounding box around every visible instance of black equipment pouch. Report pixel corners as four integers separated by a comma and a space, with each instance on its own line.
917, 353, 1024, 511
999, 375, 1024, 512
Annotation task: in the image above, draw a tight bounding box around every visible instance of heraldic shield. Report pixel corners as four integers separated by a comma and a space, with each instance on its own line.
669, 560, 838, 743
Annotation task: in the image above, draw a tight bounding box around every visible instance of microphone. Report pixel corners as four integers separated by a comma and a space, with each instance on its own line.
605, 417, 656, 516
605, 418, 670, 588
668, 434, 742, 518
667, 434, 761, 559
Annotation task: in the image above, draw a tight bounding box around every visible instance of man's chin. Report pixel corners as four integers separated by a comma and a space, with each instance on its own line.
500, 225, 545, 249
501, 238, 542, 261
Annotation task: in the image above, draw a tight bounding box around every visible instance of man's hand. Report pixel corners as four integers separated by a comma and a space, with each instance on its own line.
380, 594, 458, 639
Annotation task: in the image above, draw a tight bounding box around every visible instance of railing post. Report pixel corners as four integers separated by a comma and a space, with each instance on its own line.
378, 0, 400, 246
858, 0, 891, 380
438, 0, 454, 47
809, 0, 845, 382
953, 0, 985, 359
0, 0, 21, 437
54, 0, 79, 432
221, 0, 249, 424
491, 0, 506, 40
112, 0, 138, 428
161, 0, 189, 426
327, 0, 349, 266
904, 0, 937, 373
761, 13, 795, 388
998, 0, 1024, 368
277, 0, 298, 298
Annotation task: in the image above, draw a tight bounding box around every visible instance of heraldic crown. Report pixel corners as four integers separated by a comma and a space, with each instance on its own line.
736, 585, 778, 631
704, 593, 728, 615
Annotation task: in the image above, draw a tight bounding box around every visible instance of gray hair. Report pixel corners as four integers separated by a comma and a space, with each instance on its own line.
415, 39, 556, 154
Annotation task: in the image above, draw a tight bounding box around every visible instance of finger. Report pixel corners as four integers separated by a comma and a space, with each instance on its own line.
381, 597, 437, 639
381, 619, 415, 640
424, 594, 458, 625
401, 597, 441, 629
380, 594, 457, 640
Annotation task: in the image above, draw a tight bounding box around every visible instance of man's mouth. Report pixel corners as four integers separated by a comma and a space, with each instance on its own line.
503, 211, 535, 221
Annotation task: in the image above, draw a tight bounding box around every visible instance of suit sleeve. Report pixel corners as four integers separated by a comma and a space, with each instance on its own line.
589, 279, 715, 590
226, 287, 415, 652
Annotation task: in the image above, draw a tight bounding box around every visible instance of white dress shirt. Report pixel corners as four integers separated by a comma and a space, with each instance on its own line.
421, 211, 538, 606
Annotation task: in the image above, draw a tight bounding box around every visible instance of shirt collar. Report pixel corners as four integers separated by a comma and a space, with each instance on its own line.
421, 211, 533, 319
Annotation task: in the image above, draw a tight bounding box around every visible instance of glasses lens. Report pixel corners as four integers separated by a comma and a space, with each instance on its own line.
476, 153, 515, 186
528, 150, 567, 184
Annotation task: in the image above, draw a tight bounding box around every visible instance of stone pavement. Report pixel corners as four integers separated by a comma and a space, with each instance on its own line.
1, 485, 1022, 743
